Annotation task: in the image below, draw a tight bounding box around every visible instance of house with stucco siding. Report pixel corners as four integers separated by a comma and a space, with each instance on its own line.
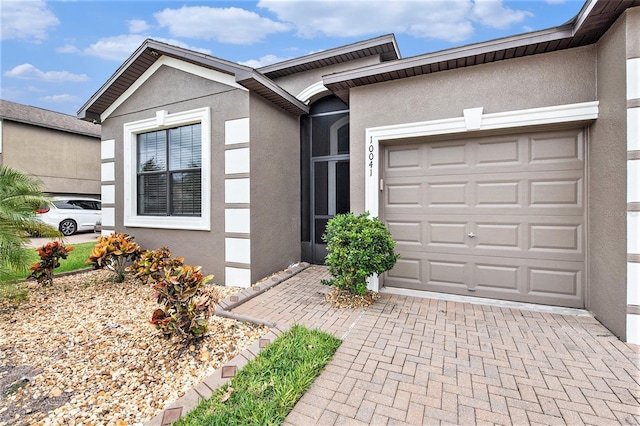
0, 99, 101, 198
78, 0, 640, 344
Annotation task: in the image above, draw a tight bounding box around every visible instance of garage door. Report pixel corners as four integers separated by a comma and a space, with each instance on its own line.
382, 129, 585, 308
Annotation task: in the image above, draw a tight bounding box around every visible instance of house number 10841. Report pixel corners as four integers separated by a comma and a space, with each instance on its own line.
368, 140, 374, 176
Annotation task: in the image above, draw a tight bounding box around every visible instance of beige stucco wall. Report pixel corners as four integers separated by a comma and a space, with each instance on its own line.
249, 93, 301, 281
272, 56, 382, 99
588, 12, 631, 340
348, 45, 597, 214
101, 65, 250, 282
1, 120, 100, 196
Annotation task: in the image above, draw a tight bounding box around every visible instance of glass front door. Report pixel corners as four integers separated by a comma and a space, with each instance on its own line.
300, 96, 350, 264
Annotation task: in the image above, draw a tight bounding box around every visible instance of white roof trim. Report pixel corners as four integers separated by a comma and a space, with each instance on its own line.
296, 81, 330, 104
101, 56, 247, 122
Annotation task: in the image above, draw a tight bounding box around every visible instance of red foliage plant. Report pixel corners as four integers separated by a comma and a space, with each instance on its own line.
29, 241, 74, 285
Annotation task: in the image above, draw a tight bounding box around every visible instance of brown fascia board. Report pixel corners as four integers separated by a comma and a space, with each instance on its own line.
78, 39, 252, 121
257, 34, 401, 78
77, 39, 156, 121
78, 39, 305, 121
323, 24, 575, 89
322, 0, 625, 94
236, 71, 309, 116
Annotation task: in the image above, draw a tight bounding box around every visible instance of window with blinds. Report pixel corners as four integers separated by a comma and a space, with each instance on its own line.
136, 123, 202, 217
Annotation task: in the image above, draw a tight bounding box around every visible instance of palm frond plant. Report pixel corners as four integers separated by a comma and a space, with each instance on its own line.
0, 166, 60, 282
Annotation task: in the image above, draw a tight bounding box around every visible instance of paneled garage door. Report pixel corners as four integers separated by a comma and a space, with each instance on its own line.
382, 129, 585, 308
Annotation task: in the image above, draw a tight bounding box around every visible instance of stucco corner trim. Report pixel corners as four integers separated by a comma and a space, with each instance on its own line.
101, 162, 115, 182
225, 267, 251, 288
627, 314, 640, 345
122, 106, 211, 231
628, 57, 640, 101
101, 139, 115, 160
364, 100, 599, 292
225, 118, 250, 145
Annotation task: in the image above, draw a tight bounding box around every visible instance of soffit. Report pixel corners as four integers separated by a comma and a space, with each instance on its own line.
78, 40, 308, 122
324, 0, 640, 103
258, 34, 400, 79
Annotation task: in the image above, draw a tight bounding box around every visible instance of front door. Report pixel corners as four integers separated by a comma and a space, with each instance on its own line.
301, 96, 350, 264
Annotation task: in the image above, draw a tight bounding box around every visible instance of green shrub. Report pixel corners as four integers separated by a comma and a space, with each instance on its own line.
86, 233, 141, 282
28, 241, 74, 285
150, 264, 215, 340
322, 212, 399, 296
128, 247, 184, 285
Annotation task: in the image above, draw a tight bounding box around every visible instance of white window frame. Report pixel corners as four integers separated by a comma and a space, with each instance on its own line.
123, 107, 211, 230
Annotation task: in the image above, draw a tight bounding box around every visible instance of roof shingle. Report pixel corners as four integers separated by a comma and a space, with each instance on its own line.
0, 99, 101, 138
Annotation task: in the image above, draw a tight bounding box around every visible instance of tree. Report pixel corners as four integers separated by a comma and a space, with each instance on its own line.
0, 166, 60, 282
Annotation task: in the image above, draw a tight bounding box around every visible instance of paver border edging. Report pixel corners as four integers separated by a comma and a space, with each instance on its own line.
145, 261, 311, 425
217, 262, 311, 311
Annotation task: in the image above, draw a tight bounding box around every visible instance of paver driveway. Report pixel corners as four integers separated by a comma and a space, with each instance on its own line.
232, 265, 640, 425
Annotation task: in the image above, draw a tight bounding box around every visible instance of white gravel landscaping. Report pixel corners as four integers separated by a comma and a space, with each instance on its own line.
0, 269, 267, 425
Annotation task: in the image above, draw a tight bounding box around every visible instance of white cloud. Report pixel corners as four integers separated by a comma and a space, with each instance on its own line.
128, 19, 151, 34
471, 0, 534, 30
56, 44, 81, 54
258, 0, 472, 42
4, 64, 89, 83
239, 54, 291, 68
79, 35, 149, 61
40, 94, 81, 103
60, 35, 212, 62
154, 6, 291, 44
0, 0, 59, 41
258, 0, 532, 42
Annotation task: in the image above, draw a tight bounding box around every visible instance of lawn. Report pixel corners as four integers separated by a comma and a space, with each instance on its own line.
177, 324, 341, 426
5, 240, 95, 281
0, 240, 95, 301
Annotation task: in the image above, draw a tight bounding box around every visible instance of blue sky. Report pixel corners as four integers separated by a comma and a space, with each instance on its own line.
1, 0, 586, 116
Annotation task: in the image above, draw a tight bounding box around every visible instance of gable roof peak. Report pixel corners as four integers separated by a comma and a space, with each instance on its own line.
78, 39, 308, 122
258, 34, 400, 79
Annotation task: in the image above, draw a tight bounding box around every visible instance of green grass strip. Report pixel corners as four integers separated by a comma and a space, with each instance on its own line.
177, 324, 341, 426
55, 241, 95, 274
0, 241, 97, 302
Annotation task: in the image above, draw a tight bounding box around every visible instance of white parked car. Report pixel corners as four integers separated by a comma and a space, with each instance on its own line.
37, 197, 102, 236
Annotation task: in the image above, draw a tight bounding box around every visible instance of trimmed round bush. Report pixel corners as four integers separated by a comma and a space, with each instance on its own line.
322, 212, 399, 296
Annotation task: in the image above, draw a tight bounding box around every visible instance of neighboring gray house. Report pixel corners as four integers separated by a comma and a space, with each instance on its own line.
0, 99, 101, 197
78, 0, 640, 344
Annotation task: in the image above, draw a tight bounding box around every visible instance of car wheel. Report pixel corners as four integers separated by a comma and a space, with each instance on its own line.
59, 219, 77, 236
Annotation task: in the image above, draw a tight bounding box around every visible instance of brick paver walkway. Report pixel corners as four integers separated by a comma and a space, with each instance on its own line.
232, 265, 640, 425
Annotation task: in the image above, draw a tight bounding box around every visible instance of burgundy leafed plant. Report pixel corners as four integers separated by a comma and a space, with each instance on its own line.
29, 241, 74, 285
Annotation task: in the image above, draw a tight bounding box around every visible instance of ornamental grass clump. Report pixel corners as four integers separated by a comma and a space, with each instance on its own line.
322, 212, 399, 296
150, 264, 215, 340
28, 241, 74, 285
86, 232, 141, 282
